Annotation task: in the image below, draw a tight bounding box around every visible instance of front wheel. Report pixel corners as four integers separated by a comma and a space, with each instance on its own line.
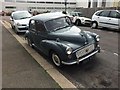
75, 19, 81, 26
50, 52, 62, 67
91, 22, 98, 29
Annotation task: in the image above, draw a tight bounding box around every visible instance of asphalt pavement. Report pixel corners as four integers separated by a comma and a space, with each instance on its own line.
2, 24, 60, 88
1, 16, 119, 89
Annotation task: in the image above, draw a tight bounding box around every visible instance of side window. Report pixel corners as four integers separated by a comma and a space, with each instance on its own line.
109, 11, 120, 19
99, 11, 110, 17
35, 20, 46, 32
95, 11, 102, 16
71, 13, 75, 17
29, 20, 36, 31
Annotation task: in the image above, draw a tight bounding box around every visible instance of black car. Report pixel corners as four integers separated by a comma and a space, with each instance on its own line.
25, 12, 100, 67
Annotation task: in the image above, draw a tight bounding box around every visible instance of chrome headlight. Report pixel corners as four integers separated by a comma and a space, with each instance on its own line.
66, 47, 72, 55
96, 35, 100, 42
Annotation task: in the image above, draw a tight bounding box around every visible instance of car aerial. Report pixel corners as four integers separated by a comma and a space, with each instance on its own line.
91, 10, 120, 30
10, 11, 32, 34
25, 12, 100, 67
69, 12, 92, 26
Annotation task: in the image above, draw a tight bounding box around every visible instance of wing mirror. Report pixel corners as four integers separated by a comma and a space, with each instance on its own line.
10, 18, 13, 21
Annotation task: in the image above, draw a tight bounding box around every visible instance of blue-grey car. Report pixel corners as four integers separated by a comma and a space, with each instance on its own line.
25, 12, 100, 67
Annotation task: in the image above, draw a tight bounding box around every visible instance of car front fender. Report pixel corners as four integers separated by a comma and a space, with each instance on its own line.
41, 40, 68, 60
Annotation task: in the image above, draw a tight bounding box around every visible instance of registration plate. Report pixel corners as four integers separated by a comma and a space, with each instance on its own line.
76, 44, 94, 58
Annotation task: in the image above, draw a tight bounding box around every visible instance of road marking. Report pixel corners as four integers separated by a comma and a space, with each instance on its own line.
114, 53, 118, 56
101, 49, 118, 57
2, 20, 82, 89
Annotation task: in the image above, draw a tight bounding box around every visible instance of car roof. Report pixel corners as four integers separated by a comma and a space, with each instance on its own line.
11, 11, 29, 15
97, 9, 119, 12
31, 12, 66, 22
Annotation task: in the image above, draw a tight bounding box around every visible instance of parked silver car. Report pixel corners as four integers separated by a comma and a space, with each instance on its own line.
10, 11, 32, 34
91, 10, 120, 30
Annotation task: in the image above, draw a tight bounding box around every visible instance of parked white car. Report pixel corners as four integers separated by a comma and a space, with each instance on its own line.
91, 10, 120, 30
10, 11, 32, 34
69, 12, 92, 26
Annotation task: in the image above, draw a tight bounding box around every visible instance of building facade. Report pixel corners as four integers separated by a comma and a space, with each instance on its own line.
2, 0, 77, 12
1, 0, 119, 12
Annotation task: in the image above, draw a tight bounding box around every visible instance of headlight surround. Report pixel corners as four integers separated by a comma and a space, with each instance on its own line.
66, 47, 73, 55
16, 22, 22, 26
96, 35, 100, 42
81, 18, 85, 22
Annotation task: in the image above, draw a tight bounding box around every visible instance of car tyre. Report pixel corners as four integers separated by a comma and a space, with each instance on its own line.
50, 51, 62, 67
75, 19, 81, 26
26, 37, 33, 47
91, 22, 98, 29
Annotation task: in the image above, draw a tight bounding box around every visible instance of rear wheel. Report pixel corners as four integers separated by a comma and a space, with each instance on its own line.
91, 22, 98, 29
50, 51, 62, 67
26, 37, 33, 47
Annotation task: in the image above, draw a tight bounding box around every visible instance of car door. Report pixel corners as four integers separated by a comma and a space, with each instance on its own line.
34, 20, 48, 52
29, 19, 38, 46
97, 10, 110, 28
107, 11, 120, 29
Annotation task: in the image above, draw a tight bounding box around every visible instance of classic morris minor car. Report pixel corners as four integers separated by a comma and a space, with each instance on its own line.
25, 12, 100, 67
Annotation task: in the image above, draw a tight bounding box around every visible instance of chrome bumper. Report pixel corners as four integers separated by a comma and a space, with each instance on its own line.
62, 50, 98, 65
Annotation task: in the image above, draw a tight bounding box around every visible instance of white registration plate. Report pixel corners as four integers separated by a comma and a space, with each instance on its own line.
76, 44, 94, 58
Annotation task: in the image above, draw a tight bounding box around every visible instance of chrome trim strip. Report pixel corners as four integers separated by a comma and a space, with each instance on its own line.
62, 50, 98, 65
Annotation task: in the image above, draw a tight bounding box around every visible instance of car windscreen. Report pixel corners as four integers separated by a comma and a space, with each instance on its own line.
77, 12, 84, 17
45, 17, 72, 32
13, 12, 32, 20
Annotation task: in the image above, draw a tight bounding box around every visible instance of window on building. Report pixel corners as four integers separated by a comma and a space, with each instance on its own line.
54, 2, 61, 4
37, 1, 45, 3
102, 0, 106, 7
92, 0, 98, 7
5, 6, 16, 9
27, 1, 36, 3
5, 0, 15, 2
69, 2, 76, 5
88, 0, 91, 8
16, 0, 26, 3
46, 2, 53, 4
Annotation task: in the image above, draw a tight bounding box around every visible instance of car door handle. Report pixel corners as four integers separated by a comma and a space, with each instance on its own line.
98, 17, 100, 18
109, 19, 111, 20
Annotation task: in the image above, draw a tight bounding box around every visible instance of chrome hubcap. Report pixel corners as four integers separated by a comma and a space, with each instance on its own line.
92, 23, 96, 28
27, 38, 32, 47
52, 53, 60, 66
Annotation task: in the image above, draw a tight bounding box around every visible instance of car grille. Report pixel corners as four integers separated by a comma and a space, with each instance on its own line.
76, 44, 94, 58
18, 27, 28, 30
21, 24, 27, 26
85, 20, 91, 23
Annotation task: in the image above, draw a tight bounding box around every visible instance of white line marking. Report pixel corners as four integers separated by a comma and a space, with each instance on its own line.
2, 20, 81, 88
